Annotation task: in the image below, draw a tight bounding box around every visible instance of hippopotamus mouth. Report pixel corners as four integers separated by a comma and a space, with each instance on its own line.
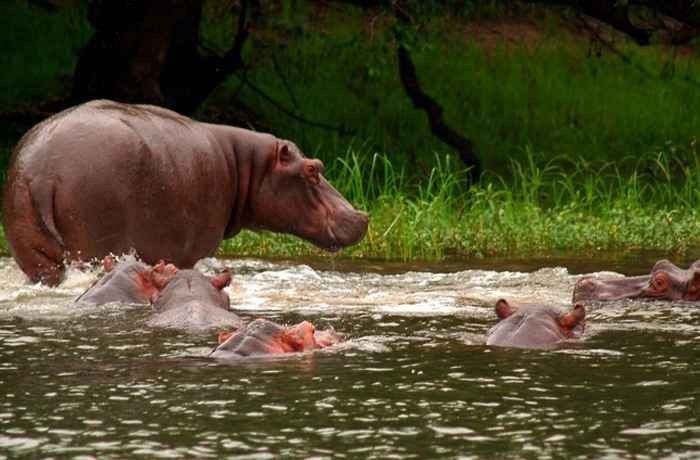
324, 210, 369, 252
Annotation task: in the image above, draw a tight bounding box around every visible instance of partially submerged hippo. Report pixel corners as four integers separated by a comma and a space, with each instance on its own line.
76, 256, 178, 305
147, 269, 241, 331
573, 259, 700, 302
209, 319, 343, 358
486, 299, 586, 350
3, 100, 368, 285
76, 257, 238, 331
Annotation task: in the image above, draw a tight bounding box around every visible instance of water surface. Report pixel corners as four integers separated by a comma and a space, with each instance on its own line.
0, 256, 698, 458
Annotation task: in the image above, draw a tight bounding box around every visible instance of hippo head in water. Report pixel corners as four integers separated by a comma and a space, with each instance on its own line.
573, 259, 700, 302
75, 256, 178, 305
248, 142, 368, 252
147, 269, 241, 331
486, 299, 586, 350
209, 319, 344, 358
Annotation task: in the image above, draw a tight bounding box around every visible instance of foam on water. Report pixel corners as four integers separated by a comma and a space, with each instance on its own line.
0, 257, 699, 335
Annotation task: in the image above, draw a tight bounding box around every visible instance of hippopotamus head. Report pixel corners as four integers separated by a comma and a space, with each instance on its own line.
486, 299, 586, 349
573, 259, 700, 302
147, 269, 240, 331
75, 256, 178, 305
209, 318, 344, 358
249, 141, 368, 252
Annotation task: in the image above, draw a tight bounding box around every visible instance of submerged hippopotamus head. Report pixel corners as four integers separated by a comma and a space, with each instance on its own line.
249, 142, 368, 252
147, 269, 241, 331
209, 318, 344, 358
75, 256, 178, 305
573, 259, 700, 302
486, 299, 586, 350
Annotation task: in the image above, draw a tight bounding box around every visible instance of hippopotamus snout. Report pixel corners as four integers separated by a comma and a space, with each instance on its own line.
573, 259, 700, 302
326, 204, 369, 251
574, 275, 651, 302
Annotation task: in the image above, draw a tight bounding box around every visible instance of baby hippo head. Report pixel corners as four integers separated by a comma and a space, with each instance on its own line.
486, 299, 586, 350
210, 319, 344, 358
147, 269, 240, 331
75, 255, 178, 305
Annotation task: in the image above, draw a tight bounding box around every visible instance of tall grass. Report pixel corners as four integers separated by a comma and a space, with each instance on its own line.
219, 147, 700, 260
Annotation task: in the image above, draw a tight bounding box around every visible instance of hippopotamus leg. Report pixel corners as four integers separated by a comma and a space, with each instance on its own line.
3, 179, 65, 285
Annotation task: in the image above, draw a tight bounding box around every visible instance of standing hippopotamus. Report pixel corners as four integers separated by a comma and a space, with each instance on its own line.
3, 100, 368, 285
209, 319, 343, 358
486, 299, 586, 349
573, 259, 700, 302
76, 255, 178, 305
147, 269, 241, 331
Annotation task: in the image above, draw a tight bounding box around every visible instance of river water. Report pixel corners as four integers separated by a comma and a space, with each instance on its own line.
0, 255, 698, 459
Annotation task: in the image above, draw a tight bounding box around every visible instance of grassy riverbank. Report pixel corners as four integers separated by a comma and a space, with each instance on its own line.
216, 149, 700, 260
0, 146, 700, 260
1, 148, 697, 262
2, 2, 700, 261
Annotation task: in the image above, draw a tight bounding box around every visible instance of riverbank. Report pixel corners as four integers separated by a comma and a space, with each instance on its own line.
7, 151, 694, 262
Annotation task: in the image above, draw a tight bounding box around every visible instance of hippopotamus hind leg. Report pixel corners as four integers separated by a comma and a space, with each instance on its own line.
3, 180, 65, 285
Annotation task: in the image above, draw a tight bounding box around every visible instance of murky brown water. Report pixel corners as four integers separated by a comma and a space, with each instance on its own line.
1, 256, 698, 458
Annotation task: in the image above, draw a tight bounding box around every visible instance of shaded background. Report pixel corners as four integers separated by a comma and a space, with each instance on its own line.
4, 1, 700, 177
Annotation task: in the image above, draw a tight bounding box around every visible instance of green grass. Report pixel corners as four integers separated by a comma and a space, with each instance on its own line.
217, 148, 700, 260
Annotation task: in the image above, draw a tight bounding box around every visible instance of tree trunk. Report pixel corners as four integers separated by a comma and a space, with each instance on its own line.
71, 0, 248, 114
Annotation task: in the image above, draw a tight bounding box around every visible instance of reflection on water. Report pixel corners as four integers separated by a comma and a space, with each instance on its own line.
0, 256, 699, 458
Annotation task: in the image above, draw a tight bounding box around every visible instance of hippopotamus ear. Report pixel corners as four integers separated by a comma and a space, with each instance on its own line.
687, 269, 700, 300
218, 329, 237, 344
211, 271, 232, 290
277, 143, 293, 166
137, 269, 172, 303
102, 255, 115, 272
559, 304, 586, 329
495, 299, 514, 320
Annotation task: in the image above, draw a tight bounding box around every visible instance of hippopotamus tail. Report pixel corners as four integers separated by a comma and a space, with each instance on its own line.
2, 178, 65, 285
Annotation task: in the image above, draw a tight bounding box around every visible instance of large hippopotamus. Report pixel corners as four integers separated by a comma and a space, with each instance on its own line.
573, 259, 700, 302
3, 100, 368, 285
209, 318, 343, 358
486, 299, 586, 349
